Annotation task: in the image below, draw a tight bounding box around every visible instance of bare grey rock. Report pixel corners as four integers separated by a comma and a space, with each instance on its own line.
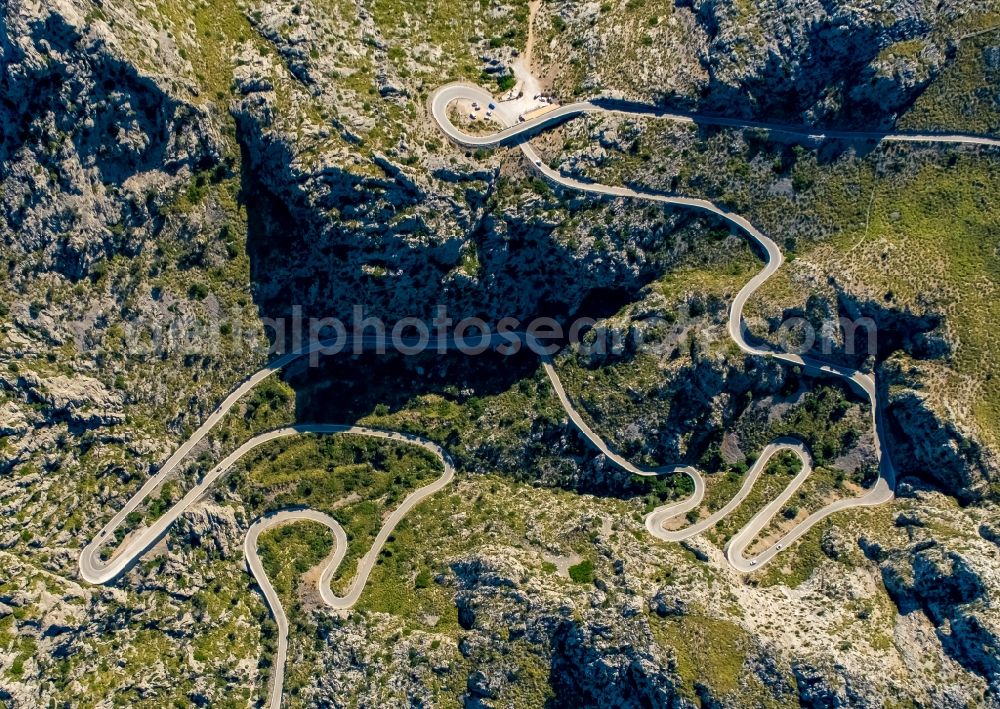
821, 526, 851, 561
17, 372, 124, 427
178, 503, 242, 558
0, 401, 31, 436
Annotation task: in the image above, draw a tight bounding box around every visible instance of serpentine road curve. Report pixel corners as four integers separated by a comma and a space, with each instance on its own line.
429, 82, 918, 572
241, 427, 455, 709
81, 419, 454, 709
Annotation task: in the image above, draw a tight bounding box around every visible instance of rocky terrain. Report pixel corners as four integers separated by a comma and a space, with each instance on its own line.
1, 0, 999, 706
537, 0, 999, 127
544, 98, 1000, 504
8, 469, 998, 707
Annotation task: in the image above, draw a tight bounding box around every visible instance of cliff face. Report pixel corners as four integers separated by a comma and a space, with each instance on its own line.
680, 0, 955, 126
763, 286, 997, 502
872, 487, 1000, 692
0, 0, 221, 281
447, 552, 690, 707
234, 87, 687, 332
540, 0, 991, 127
884, 379, 997, 503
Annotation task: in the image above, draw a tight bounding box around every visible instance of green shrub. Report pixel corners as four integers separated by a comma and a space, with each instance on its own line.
568, 559, 594, 584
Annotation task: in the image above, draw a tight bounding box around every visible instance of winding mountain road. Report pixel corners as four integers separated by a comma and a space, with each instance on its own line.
74, 80, 997, 708
429, 81, 916, 571
80, 418, 453, 708
74, 337, 478, 708
78, 332, 526, 585
241, 427, 454, 709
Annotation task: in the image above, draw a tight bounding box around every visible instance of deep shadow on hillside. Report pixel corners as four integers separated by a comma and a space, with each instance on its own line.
235, 123, 698, 494
664, 0, 949, 130
239, 146, 676, 333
